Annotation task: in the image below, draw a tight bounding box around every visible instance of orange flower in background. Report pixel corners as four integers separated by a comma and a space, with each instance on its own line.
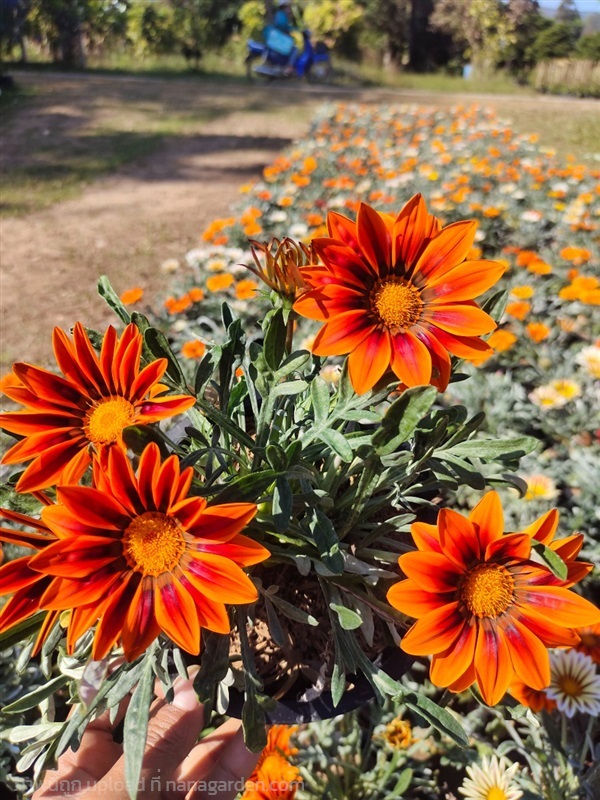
206, 273, 235, 292
189, 287, 205, 303
181, 340, 206, 359
242, 725, 300, 800
236, 279, 259, 300
387, 492, 600, 705
293, 195, 503, 393
0, 323, 196, 492
18, 444, 269, 661
120, 287, 144, 305
526, 322, 550, 343
509, 680, 556, 713
505, 301, 531, 321
575, 623, 600, 664
560, 246, 591, 265
559, 275, 600, 304
466, 329, 518, 365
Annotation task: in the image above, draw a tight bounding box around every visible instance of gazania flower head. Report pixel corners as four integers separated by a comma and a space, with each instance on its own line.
242, 725, 300, 800
18, 444, 269, 661
245, 237, 311, 303
293, 195, 504, 393
381, 716, 414, 749
545, 649, 600, 717
550, 378, 581, 400
120, 287, 144, 305
387, 492, 600, 705
0, 323, 196, 492
528, 385, 567, 409
575, 343, 600, 378
523, 474, 558, 502
458, 755, 523, 800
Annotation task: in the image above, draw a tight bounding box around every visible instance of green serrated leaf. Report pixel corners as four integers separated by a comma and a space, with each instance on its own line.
329, 603, 362, 630
97, 275, 131, 324
532, 541, 568, 581
124, 653, 155, 800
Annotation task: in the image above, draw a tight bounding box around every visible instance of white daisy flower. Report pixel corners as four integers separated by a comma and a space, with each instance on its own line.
546, 649, 600, 718
459, 755, 523, 800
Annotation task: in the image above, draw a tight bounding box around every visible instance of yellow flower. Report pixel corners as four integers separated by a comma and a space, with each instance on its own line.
529, 385, 568, 409
510, 285, 534, 299
382, 717, 414, 749
524, 474, 559, 502
550, 379, 581, 400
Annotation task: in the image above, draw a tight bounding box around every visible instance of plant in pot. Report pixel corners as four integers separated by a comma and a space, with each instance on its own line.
1, 195, 597, 795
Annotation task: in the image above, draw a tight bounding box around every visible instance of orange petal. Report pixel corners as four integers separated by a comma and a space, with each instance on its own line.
400, 602, 463, 656
390, 330, 432, 387
399, 550, 461, 593
327, 210, 359, 252
425, 303, 496, 336
188, 502, 257, 543
0, 412, 82, 436
178, 574, 230, 634
16, 439, 87, 493
347, 329, 392, 393
13, 362, 84, 409
519, 585, 600, 628
154, 575, 201, 655
427, 327, 493, 359
485, 533, 531, 563
387, 579, 441, 617
474, 624, 513, 706
56, 485, 130, 529
186, 552, 258, 605
356, 203, 390, 274
414, 220, 477, 280
312, 311, 374, 357
121, 578, 161, 661
410, 520, 442, 553
468, 491, 504, 547
138, 394, 196, 423
521, 508, 559, 545
501, 616, 550, 690
430, 620, 477, 688
199, 533, 270, 567
438, 508, 480, 569
425, 259, 505, 301
92, 574, 138, 660
29, 536, 120, 578
392, 194, 429, 268
514, 605, 581, 648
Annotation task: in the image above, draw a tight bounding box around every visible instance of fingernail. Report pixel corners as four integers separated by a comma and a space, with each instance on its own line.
172, 677, 200, 712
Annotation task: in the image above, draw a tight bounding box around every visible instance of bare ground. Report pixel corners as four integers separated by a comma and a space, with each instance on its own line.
1, 72, 599, 367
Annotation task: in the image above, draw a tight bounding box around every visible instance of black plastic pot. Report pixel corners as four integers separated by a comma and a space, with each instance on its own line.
225, 648, 413, 724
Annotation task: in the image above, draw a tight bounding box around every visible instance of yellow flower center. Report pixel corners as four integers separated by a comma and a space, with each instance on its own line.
122, 512, 186, 576
557, 675, 583, 697
85, 397, 135, 445
486, 789, 508, 800
372, 280, 423, 329
460, 563, 514, 618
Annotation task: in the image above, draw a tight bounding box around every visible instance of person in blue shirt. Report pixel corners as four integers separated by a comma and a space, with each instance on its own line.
274, 1, 295, 35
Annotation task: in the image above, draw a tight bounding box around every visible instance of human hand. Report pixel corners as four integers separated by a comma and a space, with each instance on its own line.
34, 674, 259, 800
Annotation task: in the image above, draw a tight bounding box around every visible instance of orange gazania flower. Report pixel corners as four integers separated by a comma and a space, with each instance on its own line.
0, 323, 196, 492
575, 622, 600, 664
386, 492, 600, 706
21, 444, 269, 661
293, 195, 504, 393
526, 322, 550, 343
181, 340, 206, 359
120, 287, 144, 305
509, 680, 556, 713
0, 501, 62, 654
242, 725, 300, 800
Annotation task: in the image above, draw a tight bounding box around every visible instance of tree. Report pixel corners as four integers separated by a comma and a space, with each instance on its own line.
430, 0, 516, 74
303, 0, 363, 49
501, 0, 550, 75
0, 0, 29, 62
575, 31, 600, 60
529, 21, 580, 61
555, 0, 580, 25
362, 0, 410, 68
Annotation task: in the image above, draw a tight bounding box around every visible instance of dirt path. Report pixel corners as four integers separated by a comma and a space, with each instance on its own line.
1, 72, 599, 368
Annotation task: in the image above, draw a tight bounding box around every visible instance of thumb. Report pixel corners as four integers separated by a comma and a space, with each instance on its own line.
82, 674, 204, 800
